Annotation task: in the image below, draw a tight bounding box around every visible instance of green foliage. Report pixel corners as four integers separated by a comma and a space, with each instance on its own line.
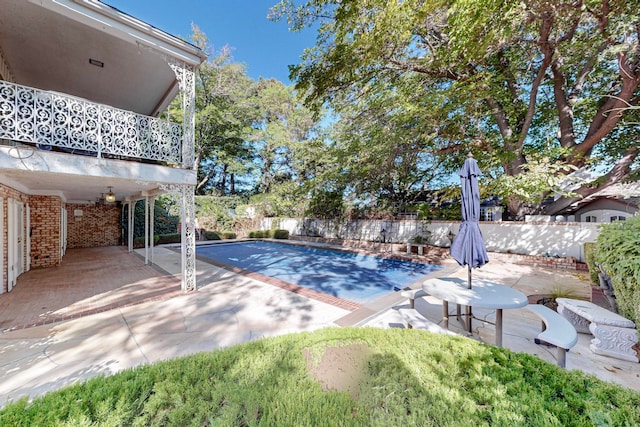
306, 189, 344, 219
133, 235, 160, 249
202, 230, 236, 240
583, 242, 599, 285
124, 196, 180, 243
2, 328, 639, 425
272, 229, 289, 239
248, 183, 306, 217
271, 0, 640, 218
594, 216, 640, 326
204, 231, 222, 240
195, 195, 244, 232
156, 233, 181, 245
248, 229, 289, 239
415, 203, 431, 220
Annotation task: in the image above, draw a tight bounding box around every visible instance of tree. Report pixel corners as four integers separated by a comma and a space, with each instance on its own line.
250, 78, 319, 194
178, 26, 258, 195
270, 0, 640, 219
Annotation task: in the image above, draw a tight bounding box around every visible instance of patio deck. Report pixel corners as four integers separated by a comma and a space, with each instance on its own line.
0, 246, 182, 332
0, 243, 638, 407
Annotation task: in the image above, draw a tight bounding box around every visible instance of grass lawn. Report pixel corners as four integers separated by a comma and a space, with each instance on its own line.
1, 327, 638, 426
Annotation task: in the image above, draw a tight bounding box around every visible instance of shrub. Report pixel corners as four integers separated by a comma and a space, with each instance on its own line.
221, 231, 237, 239
156, 233, 181, 245
204, 231, 222, 240
272, 229, 289, 239
133, 235, 160, 249
594, 216, 640, 327
583, 242, 598, 284
247, 230, 288, 239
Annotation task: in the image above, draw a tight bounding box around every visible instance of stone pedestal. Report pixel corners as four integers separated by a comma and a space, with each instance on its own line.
589, 322, 639, 363
557, 298, 638, 363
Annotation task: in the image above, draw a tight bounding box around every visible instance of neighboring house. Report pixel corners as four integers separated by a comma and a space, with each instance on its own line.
480, 196, 503, 222
0, 0, 206, 293
571, 197, 638, 223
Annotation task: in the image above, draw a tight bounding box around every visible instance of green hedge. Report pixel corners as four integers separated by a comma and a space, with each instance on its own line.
204, 231, 222, 240
221, 231, 237, 239
133, 235, 160, 249
583, 242, 598, 285
156, 233, 181, 245
248, 229, 289, 239
594, 216, 640, 327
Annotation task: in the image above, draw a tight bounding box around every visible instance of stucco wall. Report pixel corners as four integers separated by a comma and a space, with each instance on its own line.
261, 218, 602, 262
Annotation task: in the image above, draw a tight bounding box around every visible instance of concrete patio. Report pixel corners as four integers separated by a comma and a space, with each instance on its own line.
0, 244, 638, 408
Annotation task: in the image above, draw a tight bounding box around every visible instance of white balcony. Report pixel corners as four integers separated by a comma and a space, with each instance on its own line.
0, 80, 182, 165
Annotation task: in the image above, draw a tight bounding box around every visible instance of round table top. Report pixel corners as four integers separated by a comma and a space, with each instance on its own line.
422, 277, 528, 309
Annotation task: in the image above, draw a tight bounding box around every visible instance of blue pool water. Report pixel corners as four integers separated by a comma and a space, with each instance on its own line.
196, 241, 442, 304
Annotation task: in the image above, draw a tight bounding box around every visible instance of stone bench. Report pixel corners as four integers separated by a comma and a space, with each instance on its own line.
398, 308, 456, 335
556, 298, 638, 362
406, 243, 428, 255
526, 304, 578, 368
400, 289, 428, 308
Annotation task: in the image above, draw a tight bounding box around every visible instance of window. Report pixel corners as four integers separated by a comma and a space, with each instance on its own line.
610, 216, 626, 222
585, 216, 597, 223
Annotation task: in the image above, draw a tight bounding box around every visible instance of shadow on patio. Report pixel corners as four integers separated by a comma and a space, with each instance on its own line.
0, 246, 182, 332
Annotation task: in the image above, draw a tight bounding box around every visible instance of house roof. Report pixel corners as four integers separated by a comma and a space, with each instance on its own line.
560, 181, 640, 214
0, 0, 207, 117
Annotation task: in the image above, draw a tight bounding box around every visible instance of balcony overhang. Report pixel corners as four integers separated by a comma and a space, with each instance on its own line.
0, 0, 206, 117
0, 145, 196, 203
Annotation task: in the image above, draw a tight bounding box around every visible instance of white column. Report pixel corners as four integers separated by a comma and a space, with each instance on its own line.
180, 186, 196, 291
144, 195, 148, 264
169, 59, 196, 292
150, 196, 155, 265
128, 200, 134, 253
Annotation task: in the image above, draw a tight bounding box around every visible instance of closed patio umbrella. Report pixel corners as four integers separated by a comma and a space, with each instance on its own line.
450, 153, 489, 332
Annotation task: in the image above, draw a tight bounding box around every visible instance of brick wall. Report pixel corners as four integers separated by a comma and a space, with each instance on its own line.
29, 195, 62, 268
66, 203, 121, 248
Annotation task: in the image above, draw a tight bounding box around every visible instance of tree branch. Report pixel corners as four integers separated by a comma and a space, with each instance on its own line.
577, 52, 640, 156
544, 146, 639, 215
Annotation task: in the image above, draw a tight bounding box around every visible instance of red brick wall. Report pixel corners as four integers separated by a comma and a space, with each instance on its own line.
66, 203, 121, 248
29, 195, 62, 268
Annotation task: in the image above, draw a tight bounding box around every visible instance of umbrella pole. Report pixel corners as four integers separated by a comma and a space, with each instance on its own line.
466, 266, 472, 333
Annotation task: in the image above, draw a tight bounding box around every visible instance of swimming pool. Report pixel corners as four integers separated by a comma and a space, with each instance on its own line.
196, 241, 442, 305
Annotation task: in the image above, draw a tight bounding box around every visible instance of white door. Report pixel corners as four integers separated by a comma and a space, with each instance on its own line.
26, 203, 31, 272
0, 196, 4, 294
7, 198, 24, 292
61, 207, 67, 258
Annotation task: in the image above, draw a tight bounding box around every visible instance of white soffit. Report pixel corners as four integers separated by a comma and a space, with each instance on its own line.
31, 0, 206, 66
0, 145, 196, 203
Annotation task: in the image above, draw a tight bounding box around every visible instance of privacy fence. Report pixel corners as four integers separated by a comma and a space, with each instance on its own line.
259, 218, 600, 262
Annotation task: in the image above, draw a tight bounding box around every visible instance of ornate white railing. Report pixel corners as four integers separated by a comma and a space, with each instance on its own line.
0, 80, 182, 164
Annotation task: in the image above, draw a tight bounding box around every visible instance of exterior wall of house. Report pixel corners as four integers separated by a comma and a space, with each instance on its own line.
575, 199, 637, 223
66, 203, 120, 248
29, 195, 62, 269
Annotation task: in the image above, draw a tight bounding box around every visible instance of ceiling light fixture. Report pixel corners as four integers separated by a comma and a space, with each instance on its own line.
89, 58, 104, 68
105, 187, 116, 203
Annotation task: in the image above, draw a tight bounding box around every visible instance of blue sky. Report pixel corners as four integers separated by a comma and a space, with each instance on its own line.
104, 0, 317, 84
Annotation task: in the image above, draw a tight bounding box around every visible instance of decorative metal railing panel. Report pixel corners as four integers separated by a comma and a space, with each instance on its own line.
0, 80, 182, 164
